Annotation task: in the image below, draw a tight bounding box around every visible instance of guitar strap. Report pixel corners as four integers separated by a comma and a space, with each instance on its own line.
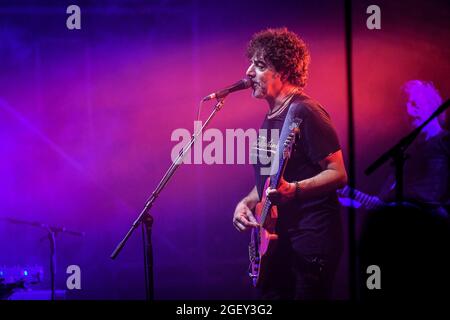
267, 98, 304, 177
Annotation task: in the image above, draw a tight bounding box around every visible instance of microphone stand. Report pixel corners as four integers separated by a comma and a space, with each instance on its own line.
2, 217, 84, 300
365, 99, 450, 203
110, 98, 226, 301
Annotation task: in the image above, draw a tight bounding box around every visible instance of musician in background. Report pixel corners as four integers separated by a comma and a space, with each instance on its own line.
358, 81, 450, 300
399, 80, 449, 214
338, 80, 449, 217
232, 28, 347, 300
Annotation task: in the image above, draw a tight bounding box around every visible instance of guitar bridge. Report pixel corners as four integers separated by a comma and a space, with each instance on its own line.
248, 263, 258, 278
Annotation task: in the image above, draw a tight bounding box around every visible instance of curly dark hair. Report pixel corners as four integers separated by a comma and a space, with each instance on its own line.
246, 27, 310, 88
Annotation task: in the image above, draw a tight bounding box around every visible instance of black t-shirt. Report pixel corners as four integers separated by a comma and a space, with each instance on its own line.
251, 93, 343, 256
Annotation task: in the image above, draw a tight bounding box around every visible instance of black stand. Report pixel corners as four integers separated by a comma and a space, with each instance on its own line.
2, 217, 84, 300
365, 99, 450, 202
110, 98, 226, 301
142, 214, 154, 301
48, 228, 56, 301
344, 0, 357, 301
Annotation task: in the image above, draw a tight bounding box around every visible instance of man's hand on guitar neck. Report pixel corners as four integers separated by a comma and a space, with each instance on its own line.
266, 177, 296, 205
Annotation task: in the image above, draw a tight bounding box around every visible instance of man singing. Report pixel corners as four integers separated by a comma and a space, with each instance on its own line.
232, 28, 347, 300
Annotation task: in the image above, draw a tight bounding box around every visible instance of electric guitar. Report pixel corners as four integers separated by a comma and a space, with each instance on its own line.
248, 124, 300, 287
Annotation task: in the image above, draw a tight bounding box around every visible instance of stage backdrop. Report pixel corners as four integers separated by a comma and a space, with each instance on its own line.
1, 0, 449, 299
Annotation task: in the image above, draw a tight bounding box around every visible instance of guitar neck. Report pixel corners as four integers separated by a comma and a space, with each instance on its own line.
270, 157, 288, 189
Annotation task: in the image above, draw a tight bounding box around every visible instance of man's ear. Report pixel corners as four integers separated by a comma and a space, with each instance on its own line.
272, 72, 283, 81
274, 72, 288, 82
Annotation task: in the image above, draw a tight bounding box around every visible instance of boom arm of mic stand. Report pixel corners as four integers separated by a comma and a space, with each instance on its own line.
110, 98, 226, 300
110, 98, 226, 260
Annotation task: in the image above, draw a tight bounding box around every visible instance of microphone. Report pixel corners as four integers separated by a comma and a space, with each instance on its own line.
202, 78, 253, 101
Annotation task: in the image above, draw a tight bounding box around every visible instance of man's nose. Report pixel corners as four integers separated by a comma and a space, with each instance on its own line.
246, 64, 255, 78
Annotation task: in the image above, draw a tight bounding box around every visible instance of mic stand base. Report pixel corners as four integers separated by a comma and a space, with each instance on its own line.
142, 212, 154, 301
